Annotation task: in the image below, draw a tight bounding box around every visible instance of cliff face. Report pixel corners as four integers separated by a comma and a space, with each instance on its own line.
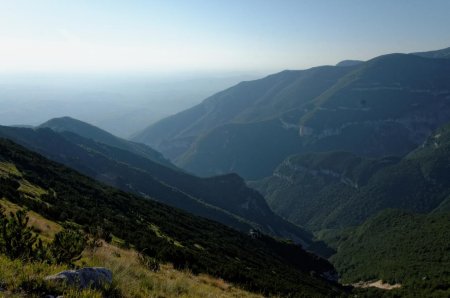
252, 121, 450, 231
297, 55, 450, 159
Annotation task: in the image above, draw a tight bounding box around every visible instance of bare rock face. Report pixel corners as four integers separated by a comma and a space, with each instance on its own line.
44, 267, 112, 289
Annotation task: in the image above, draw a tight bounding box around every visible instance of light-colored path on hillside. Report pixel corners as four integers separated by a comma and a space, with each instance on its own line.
352, 280, 401, 290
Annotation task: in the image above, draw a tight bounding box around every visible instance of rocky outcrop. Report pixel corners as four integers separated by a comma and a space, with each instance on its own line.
44, 267, 112, 289
274, 158, 359, 189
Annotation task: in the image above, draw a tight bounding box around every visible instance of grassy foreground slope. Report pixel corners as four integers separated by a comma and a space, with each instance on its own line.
0, 200, 262, 298
0, 138, 341, 297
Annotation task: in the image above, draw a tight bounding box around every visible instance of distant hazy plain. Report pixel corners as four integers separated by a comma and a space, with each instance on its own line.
0, 72, 261, 137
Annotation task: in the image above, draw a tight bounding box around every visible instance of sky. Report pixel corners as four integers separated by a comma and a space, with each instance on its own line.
0, 0, 449, 74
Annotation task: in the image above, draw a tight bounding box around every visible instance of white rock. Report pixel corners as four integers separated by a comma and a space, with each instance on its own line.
44, 267, 112, 289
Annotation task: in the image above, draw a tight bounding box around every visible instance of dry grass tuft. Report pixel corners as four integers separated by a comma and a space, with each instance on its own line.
0, 196, 262, 297
79, 241, 263, 298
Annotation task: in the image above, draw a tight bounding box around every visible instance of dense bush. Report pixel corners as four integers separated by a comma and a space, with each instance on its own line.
50, 229, 86, 265
0, 208, 86, 266
0, 208, 37, 260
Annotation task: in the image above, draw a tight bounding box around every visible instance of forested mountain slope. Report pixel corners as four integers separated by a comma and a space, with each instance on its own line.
0, 138, 342, 297
252, 122, 450, 230
0, 123, 315, 248
326, 209, 450, 297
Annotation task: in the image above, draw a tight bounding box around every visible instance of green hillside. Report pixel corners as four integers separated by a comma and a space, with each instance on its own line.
250, 122, 450, 296
179, 118, 304, 179
133, 66, 353, 154
133, 66, 355, 178
249, 129, 450, 297
300, 54, 450, 133
250, 152, 396, 229
0, 138, 342, 297
252, 121, 450, 230
328, 209, 450, 297
0, 123, 316, 249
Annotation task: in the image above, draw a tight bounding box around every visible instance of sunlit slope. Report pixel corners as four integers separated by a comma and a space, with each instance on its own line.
0, 202, 263, 298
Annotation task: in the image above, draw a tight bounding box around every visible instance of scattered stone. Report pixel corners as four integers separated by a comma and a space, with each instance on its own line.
44, 267, 112, 289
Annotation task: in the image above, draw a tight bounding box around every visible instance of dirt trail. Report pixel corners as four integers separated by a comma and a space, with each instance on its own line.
352, 280, 401, 290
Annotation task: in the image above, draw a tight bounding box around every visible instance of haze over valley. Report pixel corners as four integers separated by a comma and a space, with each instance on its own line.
0, 72, 260, 137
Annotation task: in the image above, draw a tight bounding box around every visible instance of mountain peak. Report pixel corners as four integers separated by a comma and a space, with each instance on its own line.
40, 116, 175, 169
335, 60, 363, 67
39, 116, 111, 137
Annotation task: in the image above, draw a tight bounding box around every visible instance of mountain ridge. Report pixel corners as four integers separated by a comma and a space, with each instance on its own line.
40, 116, 175, 169
132, 49, 450, 180
0, 120, 317, 250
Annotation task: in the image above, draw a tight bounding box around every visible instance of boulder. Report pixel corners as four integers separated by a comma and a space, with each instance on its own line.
44, 267, 112, 289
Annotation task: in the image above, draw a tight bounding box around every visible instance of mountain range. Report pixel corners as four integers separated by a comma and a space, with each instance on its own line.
133, 48, 450, 180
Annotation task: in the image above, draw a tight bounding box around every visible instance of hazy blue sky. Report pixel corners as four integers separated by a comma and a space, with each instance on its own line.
1, 0, 449, 73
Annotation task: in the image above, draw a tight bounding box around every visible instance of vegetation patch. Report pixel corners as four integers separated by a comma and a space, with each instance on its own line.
19, 179, 48, 198
328, 209, 450, 297
0, 199, 62, 241
0, 161, 22, 178
149, 223, 183, 247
